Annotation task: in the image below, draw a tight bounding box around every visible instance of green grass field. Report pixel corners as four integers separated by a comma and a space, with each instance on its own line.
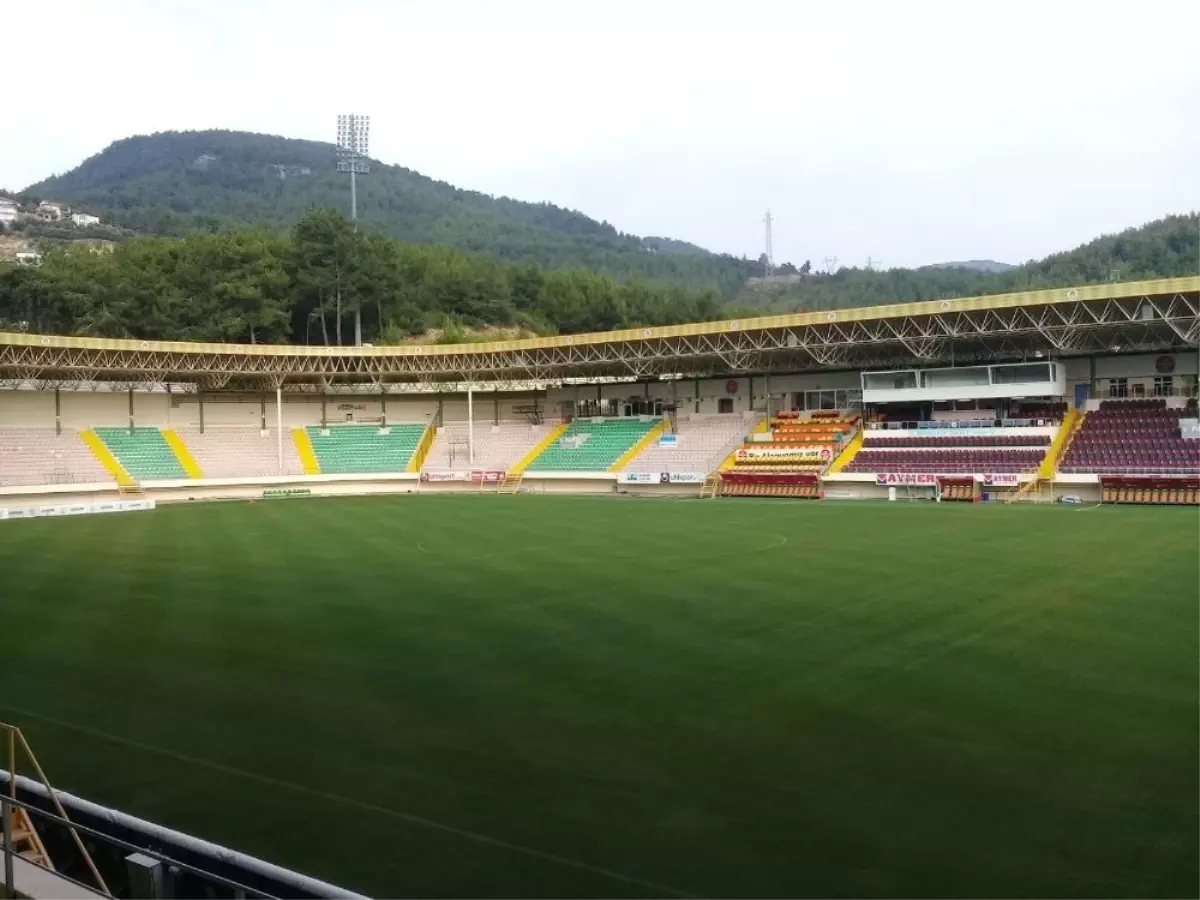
0, 496, 1196, 898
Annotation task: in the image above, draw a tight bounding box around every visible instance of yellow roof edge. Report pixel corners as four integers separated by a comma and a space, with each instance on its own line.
1, 275, 1195, 358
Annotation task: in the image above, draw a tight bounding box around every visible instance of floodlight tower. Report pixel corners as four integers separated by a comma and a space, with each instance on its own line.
763, 210, 774, 277
336, 114, 370, 345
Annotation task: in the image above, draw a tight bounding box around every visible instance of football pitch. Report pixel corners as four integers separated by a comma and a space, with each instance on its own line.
0, 495, 1195, 898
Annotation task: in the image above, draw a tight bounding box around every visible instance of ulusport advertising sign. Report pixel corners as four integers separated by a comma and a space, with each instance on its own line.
619, 472, 707, 485
421, 470, 506, 483
421, 471, 471, 482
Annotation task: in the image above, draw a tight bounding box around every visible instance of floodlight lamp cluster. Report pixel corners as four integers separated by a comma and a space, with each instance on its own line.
336, 114, 370, 173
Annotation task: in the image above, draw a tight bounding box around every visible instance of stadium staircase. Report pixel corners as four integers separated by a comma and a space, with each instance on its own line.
9, 805, 52, 870
1005, 476, 1046, 504
291, 427, 321, 474
407, 425, 436, 473
91, 427, 187, 480
497, 472, 523, 494
827, 429, 864, 473
608, 420, 666, 471
161, 429, 203, 478
699, 472, 720, 498
508, 422, 570, 474
79, 429, 135, 487
716, 417, 769, 472
525, 418, 660, 471
1038, 407, 1081, 478
304, 423, 427, 474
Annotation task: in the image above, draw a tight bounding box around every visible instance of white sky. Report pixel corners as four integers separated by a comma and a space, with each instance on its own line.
7, 0, 1199, 268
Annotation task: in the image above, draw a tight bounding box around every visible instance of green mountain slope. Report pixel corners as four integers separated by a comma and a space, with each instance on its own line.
734, 214, 1199, 312
23, 130, 759, 295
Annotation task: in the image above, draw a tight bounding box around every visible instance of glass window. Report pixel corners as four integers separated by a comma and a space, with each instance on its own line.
1154, 376, 1173, 396
718, 397, 734, 414
1107, 378, 1128, 398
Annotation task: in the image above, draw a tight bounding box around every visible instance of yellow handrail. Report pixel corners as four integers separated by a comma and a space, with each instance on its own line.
1, 722, 111, 896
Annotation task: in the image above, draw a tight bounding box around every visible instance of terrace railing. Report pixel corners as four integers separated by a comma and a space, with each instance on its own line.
2, 721, 109, 898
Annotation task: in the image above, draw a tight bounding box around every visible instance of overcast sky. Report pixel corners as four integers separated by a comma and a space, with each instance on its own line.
7, 0, 1199, 268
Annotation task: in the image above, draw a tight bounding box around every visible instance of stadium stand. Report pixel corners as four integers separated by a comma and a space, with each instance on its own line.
727, 412, 858, 473
0, 428, 113, 486
424, 422, 554, 472
866, 434, 1051, 448
305, 423, 426, 473
621, 414, 755, 474
93, 427, 188, 479
718, 412, 858, 498
845, 419, 1056, 475
175, 428, 305, 478
1059, 399, 1200, 474
525, 418, 659, 471
845, 448, 1044, 474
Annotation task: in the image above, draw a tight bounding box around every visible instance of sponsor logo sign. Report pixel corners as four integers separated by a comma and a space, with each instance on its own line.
420, 470, 505, 483
873, 472, 1021, 486
981, 473, 1020, 486
736, 446, 832, 460
658, 435, 678, 448
619, 472, 658, 484
421, 471, 470, 482
619, 472, 707, 485
1, 499, 155, 520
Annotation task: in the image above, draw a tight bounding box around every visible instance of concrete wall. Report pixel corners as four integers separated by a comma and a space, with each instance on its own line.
60, 392, 129, 428
0, 391, 54, 426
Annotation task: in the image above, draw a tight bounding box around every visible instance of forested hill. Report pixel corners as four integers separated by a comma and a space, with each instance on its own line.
22, 130, 760, 295
737, 214, 1200, 312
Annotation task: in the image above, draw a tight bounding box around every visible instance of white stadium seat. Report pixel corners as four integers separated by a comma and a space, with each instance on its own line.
623, 414, 760, 473
424, 422, 553, 472
0, 428, 113, 486
174, 428, 305, 478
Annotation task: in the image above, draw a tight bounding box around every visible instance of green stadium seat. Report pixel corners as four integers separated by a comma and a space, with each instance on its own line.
94, 427, 187, 479
526, 418, 658, 471
306, 424, 426, 474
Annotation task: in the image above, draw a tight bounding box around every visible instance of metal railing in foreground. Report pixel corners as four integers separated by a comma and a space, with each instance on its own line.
1, 791, 278, 899
2, 721, 108, 897
1, 721, 368, 900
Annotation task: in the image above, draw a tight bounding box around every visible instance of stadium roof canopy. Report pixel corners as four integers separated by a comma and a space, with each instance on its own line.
0, 276, 1195, 393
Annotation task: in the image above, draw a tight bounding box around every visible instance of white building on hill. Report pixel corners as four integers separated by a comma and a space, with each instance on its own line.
0, 198, 17, 226
71, 213, 100, 227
